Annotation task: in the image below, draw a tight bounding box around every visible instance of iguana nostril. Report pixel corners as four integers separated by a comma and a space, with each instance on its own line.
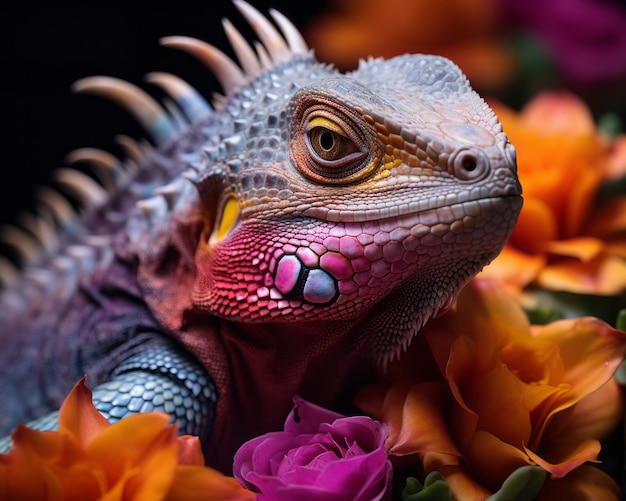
450, 148, 490, 181
462, 156, 477, 172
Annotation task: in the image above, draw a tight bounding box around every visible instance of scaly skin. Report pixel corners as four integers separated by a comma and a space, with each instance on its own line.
0, 1, 521, 472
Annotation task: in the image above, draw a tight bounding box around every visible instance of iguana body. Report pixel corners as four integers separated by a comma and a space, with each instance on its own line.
0, 1, 522, 472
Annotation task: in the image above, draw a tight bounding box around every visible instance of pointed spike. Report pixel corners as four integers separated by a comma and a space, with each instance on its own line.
269, 8, 308, 54
54, 168, 109, 208
182, 169, 201, 185
36, 186, 77, 228
155, 180, 184, 208
253, 41, 272, 70
50, 254, 78, 285
18, 213, 57, 253
136, 196, 168, 222
24, 268, 56, 289
222, 18, 262, 78
66, 147, 119, 170
66, 244, 97, 277
145, 72, 211, 123
211, 92, 228, 110
115, 134, 145, 167
233, 0, 291, 64
162, 97, 188, 132
66, 147, 123, 192
73, 76, 178, 145
161, 36, 248, 96
0, 225, 41, 264
0, 255, 19, 288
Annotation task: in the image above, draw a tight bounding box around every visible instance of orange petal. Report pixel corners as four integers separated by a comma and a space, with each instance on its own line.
606, 135, 626, 180
355, 382, 461, 459
8, 422, 62, 460
542, 378, 623, 445
537, 465, 620, 501
542, 237, 604, 262
563, 169, 603, 237
509, 198, 559, 253
519, 92, 596, 136
0, 424, 57, 499
530, 317, 626, 435
165, 466, 255, 501
461, 363, 532, 447
458, 279, 532, 335
58, 377, 111, 449
463, 430, 532, 492
537, 254, 626, 295
422, 451, 491, 501
524, 440, 600, 479
588, 196, 626, 236
53, 462, 107, 500
177, 435, 206, 466
478, 246, 545, 294
88, 412, 179, 499
389, 383, 461, 458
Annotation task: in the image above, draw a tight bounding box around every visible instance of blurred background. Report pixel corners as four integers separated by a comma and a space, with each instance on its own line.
1, 0, 625, 238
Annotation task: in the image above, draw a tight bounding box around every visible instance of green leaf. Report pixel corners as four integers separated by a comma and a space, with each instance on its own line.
597, 112, 623, 138
401, 473, 453, 501
486, 466, 546, 501
616, 309, 626, 332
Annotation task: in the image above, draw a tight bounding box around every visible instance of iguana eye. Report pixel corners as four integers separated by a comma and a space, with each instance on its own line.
307, 117, 359, 161
291, 103, 376, 185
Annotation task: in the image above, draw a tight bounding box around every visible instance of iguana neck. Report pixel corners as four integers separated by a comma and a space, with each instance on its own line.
177, 309, 373, 472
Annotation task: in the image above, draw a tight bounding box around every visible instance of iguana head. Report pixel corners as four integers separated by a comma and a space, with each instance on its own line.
68, 1, 520, 365
183, 2, 522, 363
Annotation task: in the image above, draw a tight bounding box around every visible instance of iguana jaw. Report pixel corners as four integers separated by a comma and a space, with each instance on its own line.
191, 192, 522, 328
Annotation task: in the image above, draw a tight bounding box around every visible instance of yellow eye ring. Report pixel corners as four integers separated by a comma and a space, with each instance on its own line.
290, 96, 378, 185
307, 118, 359, 161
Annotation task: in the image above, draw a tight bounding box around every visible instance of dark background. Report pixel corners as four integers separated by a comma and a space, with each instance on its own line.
0, 1, 324, 230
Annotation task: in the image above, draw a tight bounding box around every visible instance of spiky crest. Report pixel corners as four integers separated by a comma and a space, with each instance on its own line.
0, 0, 308, 292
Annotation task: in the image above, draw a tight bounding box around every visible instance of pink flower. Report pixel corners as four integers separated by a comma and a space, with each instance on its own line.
233, 396, 392, 501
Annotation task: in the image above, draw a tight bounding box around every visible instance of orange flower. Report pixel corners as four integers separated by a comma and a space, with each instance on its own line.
480, 92, 626, 296
304, 0, 515, 92
357, 279, 626, 500
0, 378, 255, 501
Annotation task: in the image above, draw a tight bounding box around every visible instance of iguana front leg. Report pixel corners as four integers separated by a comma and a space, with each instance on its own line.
0, 336, 217, 453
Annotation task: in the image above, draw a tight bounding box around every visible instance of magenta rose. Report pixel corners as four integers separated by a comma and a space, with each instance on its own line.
233, 396, 392, 501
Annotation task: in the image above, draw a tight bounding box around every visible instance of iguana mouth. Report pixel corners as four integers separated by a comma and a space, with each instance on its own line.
299, 185, 522, 225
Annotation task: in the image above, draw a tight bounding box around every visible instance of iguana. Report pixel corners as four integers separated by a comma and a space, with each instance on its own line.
0, 0, 522, 472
